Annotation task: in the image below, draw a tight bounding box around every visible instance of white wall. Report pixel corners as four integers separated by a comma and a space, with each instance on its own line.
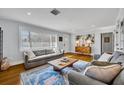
0, 18, 116, 66
0, 18, 71, 66
71, 26, 115, 54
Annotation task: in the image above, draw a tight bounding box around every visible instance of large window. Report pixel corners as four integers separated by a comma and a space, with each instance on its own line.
20, 30, 57, 51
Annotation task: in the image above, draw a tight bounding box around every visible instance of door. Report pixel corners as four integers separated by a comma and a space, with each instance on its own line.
0, 27, 3, 59
101, 32, 114, 54
63, 35, 70, 52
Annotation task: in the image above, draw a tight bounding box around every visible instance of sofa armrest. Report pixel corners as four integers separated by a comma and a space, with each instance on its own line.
93, 54, 101, 60
68, 70, 106, 85
92, 61, 116, 66
23, 52, 29, 62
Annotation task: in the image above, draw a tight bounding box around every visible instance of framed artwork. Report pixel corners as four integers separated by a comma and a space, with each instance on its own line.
76, 34, 95, 47
104, 37, 110, 43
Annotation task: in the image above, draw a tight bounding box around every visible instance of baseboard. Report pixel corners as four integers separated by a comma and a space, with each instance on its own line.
10, 60, 24, 66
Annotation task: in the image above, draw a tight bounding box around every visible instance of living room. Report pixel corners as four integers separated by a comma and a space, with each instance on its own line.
0, 8, 124, 86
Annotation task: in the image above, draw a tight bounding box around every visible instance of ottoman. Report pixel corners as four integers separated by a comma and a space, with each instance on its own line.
73, 60, 91, 72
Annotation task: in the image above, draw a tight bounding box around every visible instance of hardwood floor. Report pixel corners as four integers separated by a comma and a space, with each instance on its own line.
64, 52, 93, 62
0, 53, 93, 85
0, 64, 25, 85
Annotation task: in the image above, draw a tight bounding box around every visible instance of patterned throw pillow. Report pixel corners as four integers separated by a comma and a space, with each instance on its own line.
84, 64, 122, 84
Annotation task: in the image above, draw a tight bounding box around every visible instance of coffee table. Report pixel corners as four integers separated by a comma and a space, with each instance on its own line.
48, 57, 78, 71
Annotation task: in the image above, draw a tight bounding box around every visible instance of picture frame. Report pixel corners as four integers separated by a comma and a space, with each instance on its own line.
104, 37, 110, 43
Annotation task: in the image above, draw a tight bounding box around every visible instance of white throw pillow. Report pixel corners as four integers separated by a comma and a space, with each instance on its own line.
26, 50, 36, 59
54, 49, 60, 54
98, 53, 112, 62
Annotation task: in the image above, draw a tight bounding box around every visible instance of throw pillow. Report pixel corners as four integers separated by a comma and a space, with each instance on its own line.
110, 51, 122, 62
97, 53, 112, 62
111, 54, 124, 63
83, 64, 122, 84
26, 50, 36, 59
54, 49, 60, 54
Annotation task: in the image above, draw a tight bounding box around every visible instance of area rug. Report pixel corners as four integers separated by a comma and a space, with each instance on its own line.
20, 64, 69, 85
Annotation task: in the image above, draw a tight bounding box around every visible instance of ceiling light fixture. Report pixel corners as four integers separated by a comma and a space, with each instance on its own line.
27, 12, 31, 15
51, 8, 60, 15
91, 25, 96, 27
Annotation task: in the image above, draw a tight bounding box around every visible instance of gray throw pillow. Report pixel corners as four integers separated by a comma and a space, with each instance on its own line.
111, 54, 124, 64
116, 55, 124, 63
110, 51, 124, 62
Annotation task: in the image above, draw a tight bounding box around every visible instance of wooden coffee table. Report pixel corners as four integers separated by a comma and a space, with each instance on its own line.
48, 57, 78, 71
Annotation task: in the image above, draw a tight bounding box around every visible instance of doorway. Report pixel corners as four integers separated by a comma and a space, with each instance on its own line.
101, 32, 114, 54
0, 27, 3, 59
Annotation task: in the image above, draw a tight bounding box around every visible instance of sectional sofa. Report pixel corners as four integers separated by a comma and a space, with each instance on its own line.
68, 51, 124, 85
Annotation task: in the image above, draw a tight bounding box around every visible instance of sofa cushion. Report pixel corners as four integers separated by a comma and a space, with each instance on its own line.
45, 49, 55, 54
97, 53, 112, 62
113, 69, 124, 85
68, 70, 106, 85
84, 64, 122, 84
33, 50, 46, 56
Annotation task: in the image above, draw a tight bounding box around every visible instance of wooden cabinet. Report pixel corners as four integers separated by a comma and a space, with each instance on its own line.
75, 46, 91, 54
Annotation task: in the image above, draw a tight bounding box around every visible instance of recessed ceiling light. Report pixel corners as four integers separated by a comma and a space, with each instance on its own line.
27, 12, 31, 15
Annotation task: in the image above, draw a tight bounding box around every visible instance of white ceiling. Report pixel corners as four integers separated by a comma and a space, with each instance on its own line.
0, 8, 119, 33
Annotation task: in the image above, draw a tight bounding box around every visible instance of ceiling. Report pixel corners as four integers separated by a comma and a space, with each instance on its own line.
0, 8, 119, 33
